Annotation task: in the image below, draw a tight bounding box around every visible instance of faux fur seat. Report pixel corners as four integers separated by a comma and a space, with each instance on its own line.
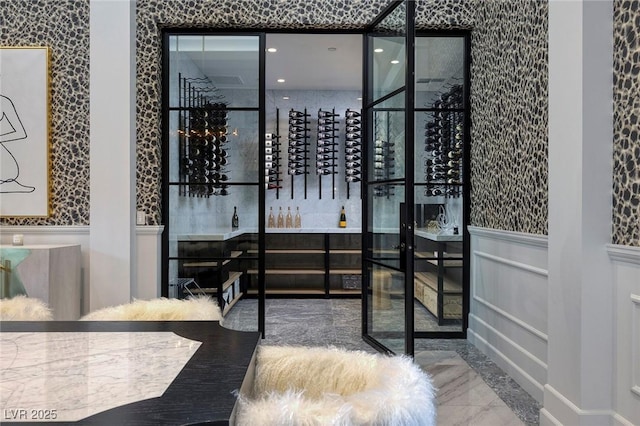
80, 296, 222, 321
0, 295, 53, 321
235, 345, 436, 426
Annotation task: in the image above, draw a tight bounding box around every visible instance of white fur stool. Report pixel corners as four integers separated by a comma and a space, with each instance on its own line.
0, 295, 53, 321
235, 345, 436, 426
80, 296, 222, 321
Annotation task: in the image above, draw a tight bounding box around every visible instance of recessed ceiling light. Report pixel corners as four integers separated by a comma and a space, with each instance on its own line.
277, 78, 285, 83
282, 96, 290, 100
390, 60, 400, 64
374, 48, 384, 53
267, 47, 277, 53
328, 47, 337, 51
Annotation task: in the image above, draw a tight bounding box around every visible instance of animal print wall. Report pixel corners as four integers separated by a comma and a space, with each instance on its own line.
613, 0, 640, 246
469, 0, 549, 234
0, 1, 90, 226
4, 1, 634, 246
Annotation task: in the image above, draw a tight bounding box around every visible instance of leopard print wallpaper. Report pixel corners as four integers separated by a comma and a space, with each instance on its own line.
469, 0, 549, 234
0, 0, 90, 226
2, 0, 635, 246
613, 0, 640, 246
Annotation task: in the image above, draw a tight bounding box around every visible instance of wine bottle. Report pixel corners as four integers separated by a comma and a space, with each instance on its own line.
345, 154, 360, 161
289, 154, 308, 161
346, 169, 361, 176
346, 118, 360, 125
318, 118, 336, 125
345, 132, 360, 139
317, 125, 335, 132
319, 111, 339, 118
288, 169, 307, 175
346, 161, 361, 168
346, 126, 361, 133
294, 206, 302, 228
285, 206, 293, 228
345, 147, 361, 154
289, 133, 306, 140
317, 169, 336, 175
317, 153, 337, 160
345, 110, 361, 118
267, 175, 280, 183
288, 147, 307, 154
266, 183, 283, 190
289, 118, 307, 125
339, 206, 347, 228
277, 207, 285, 228
346, 140, 361, 148
317, 161, 334, 167
317, 132, 334, 140
290, 125, 310, 132
345, 176, 361, 183
232, 206, 239, 229
289, 111, 310, 118
317, 147, 336, 154
268, 206, 276, 228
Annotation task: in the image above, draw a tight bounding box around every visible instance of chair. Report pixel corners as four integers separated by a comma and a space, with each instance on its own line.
235, 345, 437, 426
0, 295, 53, 321
80, 296, 222, 321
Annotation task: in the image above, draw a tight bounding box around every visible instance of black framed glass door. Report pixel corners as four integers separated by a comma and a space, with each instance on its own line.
162, 33, 266, 335
362, 0, 416, 355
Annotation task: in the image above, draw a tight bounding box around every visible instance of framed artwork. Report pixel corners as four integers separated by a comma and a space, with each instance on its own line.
0, 47, 51, 217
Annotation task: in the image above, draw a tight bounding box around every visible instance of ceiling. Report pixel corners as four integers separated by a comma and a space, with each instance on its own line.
173, 34, 464, 94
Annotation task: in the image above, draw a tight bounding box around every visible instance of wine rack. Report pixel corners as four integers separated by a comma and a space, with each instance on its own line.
178, 73, 230, 197
344, 109, 361, 199
372, 111, 395, 198
424, 83, 463, 198
316, 108, 339, 199
287, 109, 310, 199
266, 109, 283, 198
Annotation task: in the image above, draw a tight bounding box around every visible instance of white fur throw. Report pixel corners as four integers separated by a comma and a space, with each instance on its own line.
235, 345, 436, 426
80, 296, 222, 321
0, 295, 53, 321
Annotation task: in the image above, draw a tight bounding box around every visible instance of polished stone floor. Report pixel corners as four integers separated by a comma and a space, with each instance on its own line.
224, 298, 540, 426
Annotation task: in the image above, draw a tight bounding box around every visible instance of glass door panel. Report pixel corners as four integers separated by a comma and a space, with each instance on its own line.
413, 34, 468, 337
165, 33, 264, 334
370, 2, 407, 100
363, 0, 414, 355
366, 263, 406, 354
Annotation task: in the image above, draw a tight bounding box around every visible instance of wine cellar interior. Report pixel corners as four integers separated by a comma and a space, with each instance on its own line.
165, 31, 468, 340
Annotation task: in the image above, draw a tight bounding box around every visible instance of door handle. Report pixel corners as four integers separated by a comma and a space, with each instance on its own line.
393, 243, 406, 250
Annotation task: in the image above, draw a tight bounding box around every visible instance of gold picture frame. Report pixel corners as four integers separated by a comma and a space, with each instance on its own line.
0, 46, 51, 217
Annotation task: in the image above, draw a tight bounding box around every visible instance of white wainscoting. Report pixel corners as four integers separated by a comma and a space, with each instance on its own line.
608, 244, 640, 426
0, 225, 163, 315
467, 226, 549, 403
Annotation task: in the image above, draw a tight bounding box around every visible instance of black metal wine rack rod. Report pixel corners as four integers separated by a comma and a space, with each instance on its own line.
178, 73, 229, 198
424, 83, 463, 198
344, 109, 362, 200
266, 108, 282, 199
317, 108, 339, 199
288, 108, 310, 199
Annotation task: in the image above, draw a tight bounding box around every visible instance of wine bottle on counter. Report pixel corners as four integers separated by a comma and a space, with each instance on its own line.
232, 206, 239, 229
285, 206, 293, 228
277, 207, 285, 228
268, 206, 276, 228
339, 206, 347, 228
294, 206, 302, 228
